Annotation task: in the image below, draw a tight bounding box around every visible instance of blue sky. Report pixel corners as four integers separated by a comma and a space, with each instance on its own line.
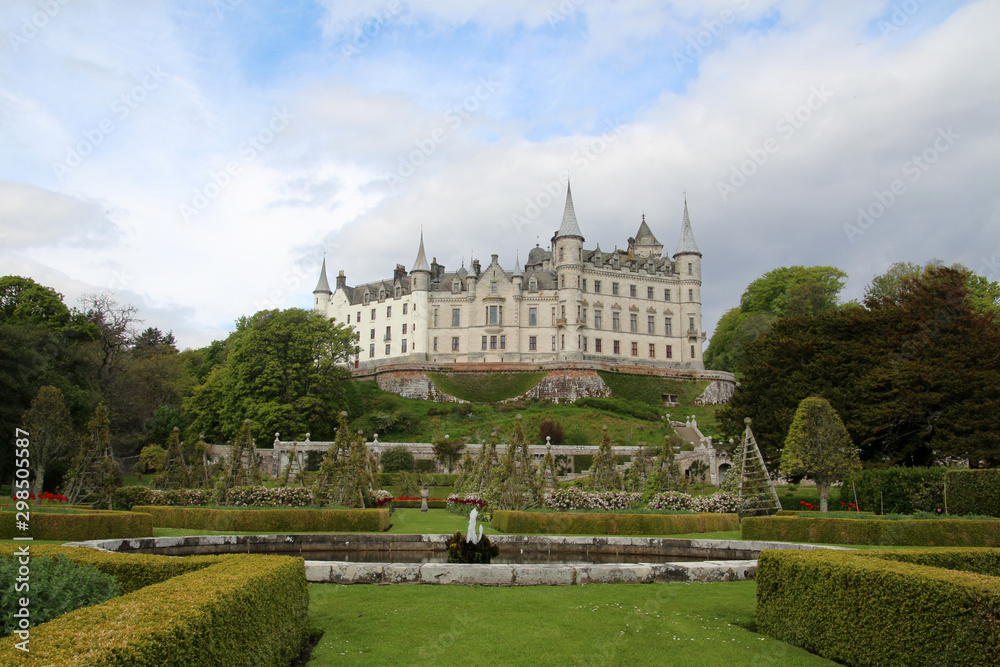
1, 0, 995, 348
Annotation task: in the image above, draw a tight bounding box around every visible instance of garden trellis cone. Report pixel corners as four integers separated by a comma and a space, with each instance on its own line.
736, 418, 781, 521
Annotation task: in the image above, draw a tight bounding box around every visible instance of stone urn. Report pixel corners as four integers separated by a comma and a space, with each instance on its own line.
420, 487, 429, 513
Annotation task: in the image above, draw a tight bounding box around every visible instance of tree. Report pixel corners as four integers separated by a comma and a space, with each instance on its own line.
781, 397, 861, 512
21, 386, 74, 495
492, 416, 539, 510
186, 308, 359, 444
589, 425, 622, 492
381, 446, 415, 473
705, 266, 847, 373
61, 402, 122, 508
154, 427, 190, 489
138, 444, 167, 478
0, 276, 72, 330
537, 419, 564, 446
432, 435, 465, 474
644, 433, 685, 497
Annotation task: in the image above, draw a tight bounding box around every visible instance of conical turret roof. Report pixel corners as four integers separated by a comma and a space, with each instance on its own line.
635, 214, 660, 246
313, 257, 332, 293
555, 183, 584, 240
674, 199, 701, 256
412, 231, 431, 273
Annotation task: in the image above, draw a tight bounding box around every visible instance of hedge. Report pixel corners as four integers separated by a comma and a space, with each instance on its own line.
492, 510, 737, 535
0, 510, 152, 541
130, 506, 390, 532
0, 546, 309, 666
742, 516, 1000, 546
756, 548, 1000, 666
851, 467, 947, 514
946, 469, 1000, 517
391, 500, 447, 509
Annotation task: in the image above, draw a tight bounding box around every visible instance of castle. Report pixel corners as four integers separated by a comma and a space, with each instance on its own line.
314, 185, 706, 372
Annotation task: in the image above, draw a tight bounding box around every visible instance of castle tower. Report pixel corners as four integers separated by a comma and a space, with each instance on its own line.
673, 197, 704, 368
631, 214, 664, 259
410, 231, 431, 358
313, 257, 333, 314
553, 183, 584, 360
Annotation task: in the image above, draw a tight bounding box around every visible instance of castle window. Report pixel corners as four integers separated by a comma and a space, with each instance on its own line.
560, 334, 565, 350
551, 307, 556, 324
613, 257, 619, 269
594, 310, 602, 329
403, 303, 408, 315
500, 335, 506, 350
433, 309, 439, 327
613, 340, 620, 355
488, 305, 501, 325
357, 311, 361, 322
364, 292, 370, 305
665, 317, 672, 335
560, 305, 566, 320
595, 338, 602, 353
577, 305, 581, 320
529, 307, 537, 326
647, 286, 654, 299
387, 306, 391, 318
631, 342, 638, 356
371, 309, 376, 320
629, 313, 638, 332
551, 336, 556, 351
630, 284, 637, 298
395, 286, 402, 298
369, 343, 375, 357
647, 315, 655, 334
582, 279, 587, 291
582, 307, 587, 322
664, 289, 671, 301
379, 289, 386, 301
370, 329, 375, 340
560, 275, 565, 288
582, 337, 587, 352
402, 339, 407, 353
385, 326, 391, 340
529, 277, 537, 291
482, 336, 488, 350
452, 280, 461, 293
688, 289, 694, 301
691, 345, 696, 358
433, 337, 438, 352
491, 281, 498, 293
612, 312, 620, 331
666, 345, 672, 359
347, 315, 351, 324
385, 343, 391, 355
451, 337, 460, 351
452, 309, 460, 327
594, 280, 601, 293
490, 335, 497, 350
559, 247, 564, 261
529, 336, 537, 351
688, 262, 693, 275
649, 344, 656, 358
689, 317, 696, 332
612, 282, 619, 295
402, 323, 407, 334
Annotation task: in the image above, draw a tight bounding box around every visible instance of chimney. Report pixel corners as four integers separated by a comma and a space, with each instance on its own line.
336, 270, 346, 289
393, 263, 407, 282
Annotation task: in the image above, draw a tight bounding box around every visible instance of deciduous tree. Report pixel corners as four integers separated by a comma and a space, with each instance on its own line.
781, 397, 861, 511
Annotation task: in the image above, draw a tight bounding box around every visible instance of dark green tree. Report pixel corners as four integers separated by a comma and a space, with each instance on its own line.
61, 402, 122, 508
21, 386, 75, 495
589, 425, 623, 492
381, 446, 415, 473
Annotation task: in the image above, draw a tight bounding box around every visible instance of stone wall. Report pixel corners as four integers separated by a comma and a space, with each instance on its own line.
519, 369, 612, 403
375, 369, 467, 403
694, 380, 737, 406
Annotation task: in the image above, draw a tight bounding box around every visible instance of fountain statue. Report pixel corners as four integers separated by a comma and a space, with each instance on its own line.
466, 507, 484, 545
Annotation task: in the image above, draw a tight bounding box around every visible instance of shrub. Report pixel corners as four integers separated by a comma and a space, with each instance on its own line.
0, 547, 309, 666
756, 548, 1000, 666
0, 556, 121, 637
132, 506, 391, 532
851, 467, 948, 514
0, 510, 152, 541
946, 469, 1000, 517
446, 532, 499, 564
492, 510, 737, 535
742, 516, 1000, 546
446, 494, 488, 517
381, 446, 415, 473
111, 487, 213, 510
537, 419, 564, 446
224, 486, 314, 507
543, 488, 643, 511
575, 397, 661, 421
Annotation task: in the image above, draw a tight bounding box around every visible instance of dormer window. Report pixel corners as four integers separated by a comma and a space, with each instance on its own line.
529, 277, 537, 291
363, 292, 370, 305
452, 280, 461, 293
395, 285, 402, 298
379, 288, 386, 301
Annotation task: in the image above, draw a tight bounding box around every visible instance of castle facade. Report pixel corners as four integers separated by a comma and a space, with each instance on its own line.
314, 185, 706, 371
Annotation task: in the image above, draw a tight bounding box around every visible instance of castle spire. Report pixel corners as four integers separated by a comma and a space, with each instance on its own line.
555, 182, 583, 240
674, 197, 701, 257
313, 257, 332, 294
412, 230, 431, 273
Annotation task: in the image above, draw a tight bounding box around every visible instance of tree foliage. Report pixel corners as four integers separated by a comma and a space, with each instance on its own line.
720, 266, 1000, 469
61, 402, 122, 508
381, 446, 415, 473
21, 385, 75, 495
705, 266, 847, 373
780, 397, 861, 511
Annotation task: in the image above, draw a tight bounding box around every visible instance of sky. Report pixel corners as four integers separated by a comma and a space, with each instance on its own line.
1, 0, 997, 350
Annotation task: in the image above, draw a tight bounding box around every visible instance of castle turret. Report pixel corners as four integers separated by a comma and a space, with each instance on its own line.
410, 232, 431, 359
554, 183, 584, 360
313, 257, 333, 314
673, 197, 704, 368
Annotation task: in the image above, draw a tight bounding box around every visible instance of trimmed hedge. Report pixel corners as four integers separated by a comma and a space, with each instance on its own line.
0, 510, 152, 541
852, 467, 947, 514
492, 510, 737, 535
392, 500, 447, 509
756, 548, 1000, 666
0, 546, 309, 666
742, 516, 1000, 546
946, 469, 1000, 517
131, 505, 390, 532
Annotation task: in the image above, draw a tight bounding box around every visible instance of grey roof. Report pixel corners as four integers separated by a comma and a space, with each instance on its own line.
634, 215, 660, 246
555, 183, 584, 239
412, 231, 431, 273
314, 257, 332, 293
674, 199, 701, 256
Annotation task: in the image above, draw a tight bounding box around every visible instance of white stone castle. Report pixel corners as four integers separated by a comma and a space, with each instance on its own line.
313, 185, 706, 371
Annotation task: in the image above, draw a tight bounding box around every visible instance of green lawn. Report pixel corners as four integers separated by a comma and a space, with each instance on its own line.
305, 581, 834, 666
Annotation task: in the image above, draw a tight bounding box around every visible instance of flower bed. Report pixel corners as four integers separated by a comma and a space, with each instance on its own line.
648, 491, 743, 513
543, 488, 643, 511
225, 486, 315, 507
112, 486, 213, 510
446, 494, 489, 517
393, 497, 447, 509
8, 492, 69, 504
